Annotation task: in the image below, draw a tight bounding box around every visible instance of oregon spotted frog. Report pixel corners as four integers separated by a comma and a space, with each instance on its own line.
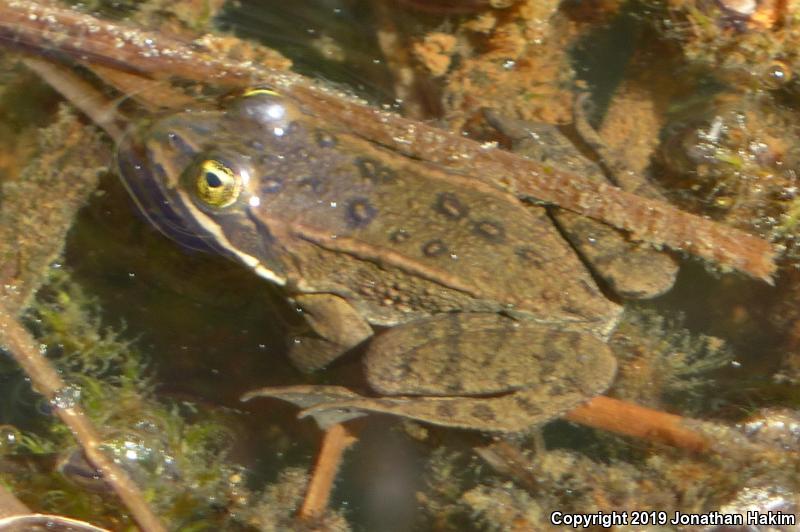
117, 89, 664, 432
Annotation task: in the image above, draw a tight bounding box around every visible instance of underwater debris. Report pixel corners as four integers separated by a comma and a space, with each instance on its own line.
233, 467, 351, 532
656, 91, 800, 265
0, 105, 106, 313
1, 269, 284, 529
412, 32, 458, 78
609, 307, 733, 415
0, 0, 778, 279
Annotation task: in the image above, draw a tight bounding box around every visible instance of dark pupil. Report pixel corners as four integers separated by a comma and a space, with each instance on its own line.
205, 171, 223, 188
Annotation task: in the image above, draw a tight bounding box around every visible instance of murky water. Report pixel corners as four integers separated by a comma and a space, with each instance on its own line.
1, 1, 800, 530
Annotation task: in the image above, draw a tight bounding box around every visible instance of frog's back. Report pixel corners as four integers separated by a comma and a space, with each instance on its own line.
235, 108, 621, 336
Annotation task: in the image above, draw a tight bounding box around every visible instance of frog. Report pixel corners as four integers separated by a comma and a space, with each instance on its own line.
116, 88, 629, 432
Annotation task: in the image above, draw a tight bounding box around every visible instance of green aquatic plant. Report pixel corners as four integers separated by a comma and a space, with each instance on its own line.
0, 269, 262, 529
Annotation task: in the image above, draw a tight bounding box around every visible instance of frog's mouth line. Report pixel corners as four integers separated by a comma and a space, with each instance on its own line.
173, 189, 288, 286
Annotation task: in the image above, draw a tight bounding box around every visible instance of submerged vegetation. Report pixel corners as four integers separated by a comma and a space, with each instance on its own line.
3, 269, 245, 528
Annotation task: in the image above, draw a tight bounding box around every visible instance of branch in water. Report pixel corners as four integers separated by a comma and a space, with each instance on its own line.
0, 0, 778, 281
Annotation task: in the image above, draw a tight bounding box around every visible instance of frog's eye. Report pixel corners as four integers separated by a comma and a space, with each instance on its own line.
242, 87, 281, 98
231, 87, 295, 131
193, 159, 242, 208
763, 60, 792, 88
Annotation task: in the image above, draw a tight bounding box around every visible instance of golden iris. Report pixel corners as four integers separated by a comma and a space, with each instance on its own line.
194, 159, 241, 208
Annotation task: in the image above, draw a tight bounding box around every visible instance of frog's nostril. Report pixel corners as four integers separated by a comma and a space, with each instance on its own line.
261, 177, 284, 194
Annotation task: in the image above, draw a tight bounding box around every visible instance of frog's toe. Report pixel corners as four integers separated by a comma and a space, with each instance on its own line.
601, 245, 679, 299
299, 390, 593, 433
242, 384, 361, 406
242, 385, 370, 428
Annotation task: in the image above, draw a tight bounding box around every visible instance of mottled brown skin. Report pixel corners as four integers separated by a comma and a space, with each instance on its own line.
117, 90, 621, 432
484, 111, 679, 299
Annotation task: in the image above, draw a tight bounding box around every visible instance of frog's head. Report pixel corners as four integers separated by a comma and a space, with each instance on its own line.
116, 88, 300, 285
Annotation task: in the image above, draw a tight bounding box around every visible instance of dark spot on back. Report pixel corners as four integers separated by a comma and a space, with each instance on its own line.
539, 340, 561, 375
355, 157, 396, 184
261, 176, 283, 194
445, 381, 462, 393
285, 121, 302, 136
434, 192, 468, 220
515, 246, 542, 266
422, 239, 448, 257
567, 332, 582, 354
390, 229, 411, 243
562, 373, 582, 388
315, 130, 338, 148
396, 358, 413, 379
293, 147, 310, 160
471, 403, 496, 421
496, 369, 510, 387
436, 403, 456, 418
515, 395, 543, 415
186, 122, 214, 136
298, 176, 325, 193
346, 197, 378, 228
473, 220, 506, 242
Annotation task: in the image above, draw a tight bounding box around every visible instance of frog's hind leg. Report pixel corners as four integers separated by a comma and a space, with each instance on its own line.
298, 388, 596, 433
297, 313, 618, 432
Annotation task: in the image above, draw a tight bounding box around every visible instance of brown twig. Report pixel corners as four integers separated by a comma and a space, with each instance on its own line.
565, 396, 710, 453
0, 74, 163, 529
298, 424, 358, 520
0, 0, 777, 281
21, 58, 125, 142
0, 305, 166, 532
0, 513, 111, 531
475, 398, 713, 495
0, 485, 29, 519
294, 87, 777, 282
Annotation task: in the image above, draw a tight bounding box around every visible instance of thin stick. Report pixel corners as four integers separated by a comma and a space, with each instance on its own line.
0, 514, 111, 531
0, 305, 166, 532
22, 58, 124, 142
0, 485, 29, 518
298, 424, 357, 520
565, 396, 710, 453
0, 0, 777, 281
293, 87, 777, 282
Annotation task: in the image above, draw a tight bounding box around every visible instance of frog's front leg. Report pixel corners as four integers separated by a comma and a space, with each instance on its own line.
288, 293, 374, 372
250, 313, 617, 432
483, 108, 679, 299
